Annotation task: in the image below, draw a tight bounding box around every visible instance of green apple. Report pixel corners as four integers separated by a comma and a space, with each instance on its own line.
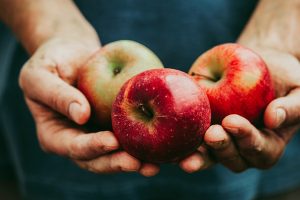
78, 40, 163, 128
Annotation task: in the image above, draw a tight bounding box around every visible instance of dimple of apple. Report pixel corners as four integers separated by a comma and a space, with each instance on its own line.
112, 68, 211, 163
78, 40, 164, 128
189, 43, 275, 125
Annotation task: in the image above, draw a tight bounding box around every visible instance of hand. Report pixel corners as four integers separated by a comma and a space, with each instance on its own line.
180, 47, 300, 173
19, 37, 159, 177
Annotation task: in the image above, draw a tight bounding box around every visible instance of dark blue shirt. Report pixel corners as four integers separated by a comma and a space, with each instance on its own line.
1, 1, 300, 199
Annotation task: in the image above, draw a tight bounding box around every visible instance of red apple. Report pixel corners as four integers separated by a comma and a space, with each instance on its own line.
111, 68, 211, 163
78, 40, 163, 128
189, 43, 275, 125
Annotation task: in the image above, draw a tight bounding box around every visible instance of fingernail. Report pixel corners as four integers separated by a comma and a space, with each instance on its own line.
69, 102, 82, 123
275, 108, 286, 128
222, 117, 241, 135
224, 126, 239, 135
188, 158, 202, 172
207, 140, 227, 150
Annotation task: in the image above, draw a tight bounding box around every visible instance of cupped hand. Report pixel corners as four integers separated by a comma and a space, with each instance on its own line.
180, 47, 300, 173
19, 37, 159, 177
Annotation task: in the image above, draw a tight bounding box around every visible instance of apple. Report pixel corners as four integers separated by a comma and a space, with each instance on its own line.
111, 68, 211, 163
189, 43, 275, 125
78, 40, 164, 128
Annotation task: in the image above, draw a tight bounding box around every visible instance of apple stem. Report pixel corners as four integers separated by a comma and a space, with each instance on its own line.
190, 72, 218, 82
113, 67, 122, 75
138, 104, 154, 119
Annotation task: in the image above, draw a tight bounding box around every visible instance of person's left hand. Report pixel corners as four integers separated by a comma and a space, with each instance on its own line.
180, 47, 300, 173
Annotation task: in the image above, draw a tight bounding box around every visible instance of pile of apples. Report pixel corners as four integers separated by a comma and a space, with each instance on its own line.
78, 40, 274, 163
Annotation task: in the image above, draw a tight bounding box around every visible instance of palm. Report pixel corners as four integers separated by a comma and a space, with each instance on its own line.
19, 38, 159, 176
180, 47, 300, 173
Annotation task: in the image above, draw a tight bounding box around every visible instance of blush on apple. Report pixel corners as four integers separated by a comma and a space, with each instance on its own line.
189, 43, 275, 125
77, 40, 164, 128
111, 68, 211, 163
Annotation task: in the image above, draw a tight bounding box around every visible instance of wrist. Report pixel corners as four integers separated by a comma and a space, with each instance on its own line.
0, 0, 100, 54
24, 21, 100, 54
237, 0, 300, 58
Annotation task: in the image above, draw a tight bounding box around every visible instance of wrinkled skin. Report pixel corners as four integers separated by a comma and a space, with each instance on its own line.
180, 0, 300, 173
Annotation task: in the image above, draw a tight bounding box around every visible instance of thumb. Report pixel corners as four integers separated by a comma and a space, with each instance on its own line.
19, 67, 90, 124
264, 88, 300, 129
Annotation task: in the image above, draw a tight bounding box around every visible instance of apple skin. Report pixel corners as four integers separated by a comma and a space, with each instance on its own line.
77, 40, 163, 128
189, 43, 275, 125
111, 68, 211, 163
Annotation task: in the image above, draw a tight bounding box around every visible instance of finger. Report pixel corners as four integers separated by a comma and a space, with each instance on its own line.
75, 151, 141, 174
42, 128, 120, 160
264, 88, 300, 129
68, 131, 119, 160
139, 163, 160, 177
180, 145, 215, 173
222, 115, 285, 169
20, 67, 90, 124
205, 125, 248, 172
26, 99, 119, 160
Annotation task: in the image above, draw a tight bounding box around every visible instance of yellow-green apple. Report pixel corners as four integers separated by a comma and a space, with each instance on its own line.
111, 68, 211, 163
78, 40, 163, 128
189, 43, 275, 125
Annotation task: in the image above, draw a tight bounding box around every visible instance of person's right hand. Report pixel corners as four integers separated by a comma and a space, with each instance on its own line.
19, 37, 159, 177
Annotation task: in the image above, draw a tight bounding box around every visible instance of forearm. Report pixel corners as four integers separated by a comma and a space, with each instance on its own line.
238, 0, 300, 58
0, 0, 100, 54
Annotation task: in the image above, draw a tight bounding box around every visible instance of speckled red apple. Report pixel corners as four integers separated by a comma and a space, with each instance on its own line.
112, 68, 211, 163
189, 43, 275, 125
78, 40, 163, 128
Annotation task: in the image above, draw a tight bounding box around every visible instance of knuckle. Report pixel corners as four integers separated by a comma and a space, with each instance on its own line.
241, 143, 263, 157
57, 65, 77, 84
75, 157, 114, 174
252, 144, 263, 154
110, 154, 123, 172
48, 84, 66, 112
18, 55, 47, 90
69, 135, 95, 160
69, 134, 104, 160
109, 152, 139, 172
89, 134, 105, 151
69, 139, 83, 159
86, 161, 99, 173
